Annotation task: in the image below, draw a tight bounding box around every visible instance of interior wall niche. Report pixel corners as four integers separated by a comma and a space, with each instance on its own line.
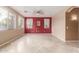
66, 8, 79, 41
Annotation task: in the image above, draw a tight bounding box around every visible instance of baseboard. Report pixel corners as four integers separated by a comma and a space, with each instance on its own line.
66, 40, 79, 42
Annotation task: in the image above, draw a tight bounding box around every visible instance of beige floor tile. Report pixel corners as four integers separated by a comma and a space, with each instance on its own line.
0, 34, 79, 53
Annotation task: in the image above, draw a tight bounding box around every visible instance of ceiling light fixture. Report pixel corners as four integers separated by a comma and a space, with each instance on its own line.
24, 10, 28, 13
34, 10, 44, 15
24, 9, 44, 15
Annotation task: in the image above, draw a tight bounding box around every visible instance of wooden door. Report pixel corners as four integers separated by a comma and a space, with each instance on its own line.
66, 8, 79, 41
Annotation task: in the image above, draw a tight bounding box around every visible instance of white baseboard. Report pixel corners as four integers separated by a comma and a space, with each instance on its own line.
66, 40, 79, 42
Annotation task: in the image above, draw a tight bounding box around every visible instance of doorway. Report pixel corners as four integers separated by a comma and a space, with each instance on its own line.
24, 17, 51, 33
66, 8, 79, 41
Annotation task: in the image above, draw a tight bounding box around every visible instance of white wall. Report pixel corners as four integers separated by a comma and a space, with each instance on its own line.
52, 7, 70, 42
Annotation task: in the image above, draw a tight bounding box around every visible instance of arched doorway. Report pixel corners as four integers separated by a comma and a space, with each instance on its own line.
66, 7, 79, 41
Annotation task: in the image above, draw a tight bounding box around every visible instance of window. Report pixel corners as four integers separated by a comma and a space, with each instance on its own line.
0, 8, 8, 31
17, 16, 24, 29
37, 21, 40, 26
44, 19, 50, 28
26, 18, 33, 29
8, 12, 16, 29
0, 7, 24, 31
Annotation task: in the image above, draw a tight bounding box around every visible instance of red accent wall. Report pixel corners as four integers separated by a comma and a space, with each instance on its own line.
24, 17, 52, 33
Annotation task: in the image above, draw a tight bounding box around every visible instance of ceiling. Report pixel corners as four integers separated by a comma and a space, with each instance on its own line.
10, 6, 70, 17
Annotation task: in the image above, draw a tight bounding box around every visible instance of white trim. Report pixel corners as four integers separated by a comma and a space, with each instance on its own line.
66, 40, 79, 42
67, 6, 79, 12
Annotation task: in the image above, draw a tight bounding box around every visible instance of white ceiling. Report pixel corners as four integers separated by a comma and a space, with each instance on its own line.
10, 6, 70, 17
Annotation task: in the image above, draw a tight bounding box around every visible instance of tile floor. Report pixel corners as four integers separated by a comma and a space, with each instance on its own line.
0, 34, 79, 53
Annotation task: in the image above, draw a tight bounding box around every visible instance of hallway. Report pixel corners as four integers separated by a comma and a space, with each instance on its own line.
0, 34, 79, 53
